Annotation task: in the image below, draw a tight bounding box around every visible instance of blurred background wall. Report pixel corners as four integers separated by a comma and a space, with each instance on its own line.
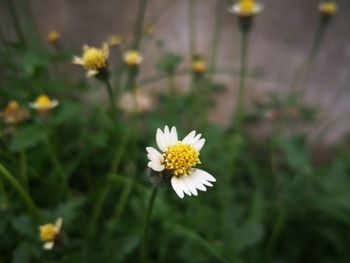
1, 0, 350, 143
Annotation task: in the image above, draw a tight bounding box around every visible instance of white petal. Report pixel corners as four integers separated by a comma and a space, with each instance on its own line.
162, 125, 176, 149
43, 241, 54, 250
169, 126, 178, 145
55, 217, 63, 232
176, 176, 192, 196
72, 56, 83, 65
149, 162, 164, 172
194, 168, 216, 182
189, 172, 207, 191
146, 147, 164, 162
156, 128, 166, 152
182, 130, 196, 144
87, 70, 98, 78
152, 163, 165, 172
29, 102, 38, 109
171, 176, 185, 199
183, 176, 198, 196
201, 180, 213, 187
193, 138, 205, 151
192, 133, 202, 144
51, 100, 59, 108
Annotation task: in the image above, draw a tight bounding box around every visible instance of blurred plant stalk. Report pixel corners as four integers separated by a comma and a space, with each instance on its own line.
230, 15, 252, 175
0, 163, 40, 220
290, 14, 331, 98
141, 186, 158, 263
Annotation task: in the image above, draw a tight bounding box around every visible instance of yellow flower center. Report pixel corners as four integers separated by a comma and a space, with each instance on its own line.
36, 95, 52, 108
40, 224, 58, 242
7, 101, 19, 111
192, 60, 206, 73
239, 0, 256, 15
163, 142, 200, 176
107, 35, 122, 47
48, 31, 60, 43
124, 51, 142, 66
83, 47, 108, 70
320, 2, 337, 15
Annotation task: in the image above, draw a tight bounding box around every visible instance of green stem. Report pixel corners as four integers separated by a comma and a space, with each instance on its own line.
188, 0, 197, 58
104, 79, 117, 120
87, 127, 133, 239
290, 21, 326, 95
19, 142, 28, 191
229, 29, 249, 176
0, 163, 39, 219
113, 179, 134, 226
141, 187, 158, 263
134, 0, 149, 49
263, 207, 288, 263
208, 0, 223, 83
7, 0, 25, 45
44, 129, 68, 198
87, 184, 111, 239
233, 29, 249, 131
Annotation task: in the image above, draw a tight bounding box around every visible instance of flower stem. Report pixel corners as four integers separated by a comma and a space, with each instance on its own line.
87, 127, 133, 240
290, 20, 326, 95
104, 79, 117, 120
188, 0, 197, 58
134, 0, 149, 50
229, 28, 249, 176
263, 207, 288, 263
141, 187, 158, 263
44, 129, 69, 198
6, 0, 25, 45
19, 141, 28, 191
233, 29, 249, 132
208, 0, 223, 83
0, 163, 39, 220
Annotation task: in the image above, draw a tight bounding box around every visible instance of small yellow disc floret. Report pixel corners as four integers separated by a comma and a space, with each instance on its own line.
239, 0, 256, 15
36, 95, 51, 108
7, 101, 19, 111
192, 60, 207, 74
48, 31, 60, 43
124, 51, 142, 66
40, 224, 58, 242
82, 47, 108, 70
163, 142, 200, 176
319, 2, 337, 15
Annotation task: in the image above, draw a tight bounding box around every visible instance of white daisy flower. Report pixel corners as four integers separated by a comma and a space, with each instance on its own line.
146, 125, 216, 198
228, 0, 264, 17
39, 217, 63, 250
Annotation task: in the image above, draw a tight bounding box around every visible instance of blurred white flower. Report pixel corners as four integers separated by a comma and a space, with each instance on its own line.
146, 126, 216, 198
119, 88, 153, 114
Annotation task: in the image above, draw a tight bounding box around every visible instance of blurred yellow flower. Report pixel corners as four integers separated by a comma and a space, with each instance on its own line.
144, 23, 155, 36
229, 0, 264, 16
73, 44, 109, 77
39, 217, 63, 250
123, 50, 143, 67
47, 30, 61, 44
119, 88, 153, 114
29, 95, 59, 113
0, 101, 29, 124
106, 34, 122, 47
192, 59, 207, 74
319, 1, 337, 16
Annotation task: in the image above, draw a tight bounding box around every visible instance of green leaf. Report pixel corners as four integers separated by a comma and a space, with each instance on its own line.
10, 125, 46, 152
156, 53, 182, 75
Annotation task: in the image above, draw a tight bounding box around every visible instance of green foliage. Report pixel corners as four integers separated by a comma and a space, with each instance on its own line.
0, 1, 349, 263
